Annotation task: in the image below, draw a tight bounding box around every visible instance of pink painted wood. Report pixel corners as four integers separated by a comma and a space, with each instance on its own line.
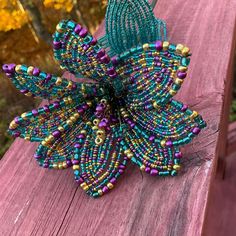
0, 1, 236, 235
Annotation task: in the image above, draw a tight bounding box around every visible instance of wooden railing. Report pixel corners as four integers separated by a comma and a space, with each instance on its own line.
0, 0, 236, 235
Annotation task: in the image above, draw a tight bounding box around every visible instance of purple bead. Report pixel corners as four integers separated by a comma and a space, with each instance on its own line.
90, 38, 97, 45
34, 154, 41, 160
181, 104, 188, 112
83, 44, 89, 51
32, 109, 39, 116
100, 55, 110, 64
166, 140, 173, 147
14, 117, 20, 124
150, 169, 158, 176
74, 24, 82, 34
45, 73, 52, 82
43, 105, 50, 113
149, 135, 155, 142
102, 186, 109, 193
96, 105, 104, 112
119, 169, 124, 174
52, 130, 61, 138
155, 41, 163, 51
2, 63, 15, 74
32, 67, 40, 76
43, 163, 49, 168
98, 121, 107, 128
110, 177, 116, 184
174, 152, 183, 159
177, 71, 187, 79
192, 127, 201, 135
72, 160, 79, 165
77, 107, 84, 114
74, 143, 82, 148
82, 104, 89, 110
53, 41, 61, 50
53, 102, 60, 109
76, 177, 84, 185
111, 56, 118, 66
97, 49, 106, 59
66, 160, 73, 167
13, 131, 21, 138
107, 67, 116, 76
145, 167, 151, 173
79, 28, 88, 38
119, 164, 126, 170
77, 134, 85, 139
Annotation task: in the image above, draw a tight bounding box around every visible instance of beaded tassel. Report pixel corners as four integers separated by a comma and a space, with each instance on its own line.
2, 0, 206, 198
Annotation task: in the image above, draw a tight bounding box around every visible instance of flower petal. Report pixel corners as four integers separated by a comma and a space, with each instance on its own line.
73, 125, 128, 198
34, 102, 94, 169
121, 99, 206, 147
116, 41, 191, 109
53, 20, 117, 84
8, 94, 95, 142
2, 64, 105, 99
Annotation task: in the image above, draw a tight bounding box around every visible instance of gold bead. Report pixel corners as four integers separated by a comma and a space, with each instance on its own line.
42, 140, 47, 146
73, 165, 80, 170
55, 77, 62, 86
15, 65, 22, 73
25, 92, 33, 97
58, 126, 64, 132
153, 101, 159, 109
169, 89, 177, 96
24, 136, 30, 141
95, 137, 103, 145
101, 99, 107, 104
66, 81, 73, 90
73, 112, 80, 119
97, 130, 105, 137
127, 153, 133, 159
92, 126, 98, 130
81, 130, 87, 134
56, 24, 64, 33
143, 43, 150, 51
66, 120, 73, 126
175, 78, 184, 85
160, 140, 166, 147
107, 183, 114, 189
86, 101, 93, 107
70, 116, 77, 122
9, 121, 18, 129
182, 47, 190, 56
93, 119, 100, 126
190, 111, 198, 119
53, 163, 58, 169
173, 165, 181, 171
176, 44, 184, 54
98, 190, 103, 196
21, 113, 28, 120
58, 163, 63, 169
140, 165, 146, 171
179, 66, 188, 72
27, 66, 34, 75
163, 41, 170, 51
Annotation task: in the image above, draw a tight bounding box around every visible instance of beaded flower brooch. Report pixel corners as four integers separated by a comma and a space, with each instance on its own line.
2, 0, 206, 198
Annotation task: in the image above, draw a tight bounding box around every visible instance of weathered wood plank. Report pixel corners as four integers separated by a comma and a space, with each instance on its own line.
0, 0, 236, 235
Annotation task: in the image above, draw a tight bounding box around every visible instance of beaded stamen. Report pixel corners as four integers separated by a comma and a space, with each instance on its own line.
2, 0, 206, 198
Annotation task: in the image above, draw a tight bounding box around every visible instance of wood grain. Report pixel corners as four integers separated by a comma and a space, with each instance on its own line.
0, 0, 236, 235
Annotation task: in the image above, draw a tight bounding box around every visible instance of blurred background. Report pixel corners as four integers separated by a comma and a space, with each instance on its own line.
0, 0, 107, 157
